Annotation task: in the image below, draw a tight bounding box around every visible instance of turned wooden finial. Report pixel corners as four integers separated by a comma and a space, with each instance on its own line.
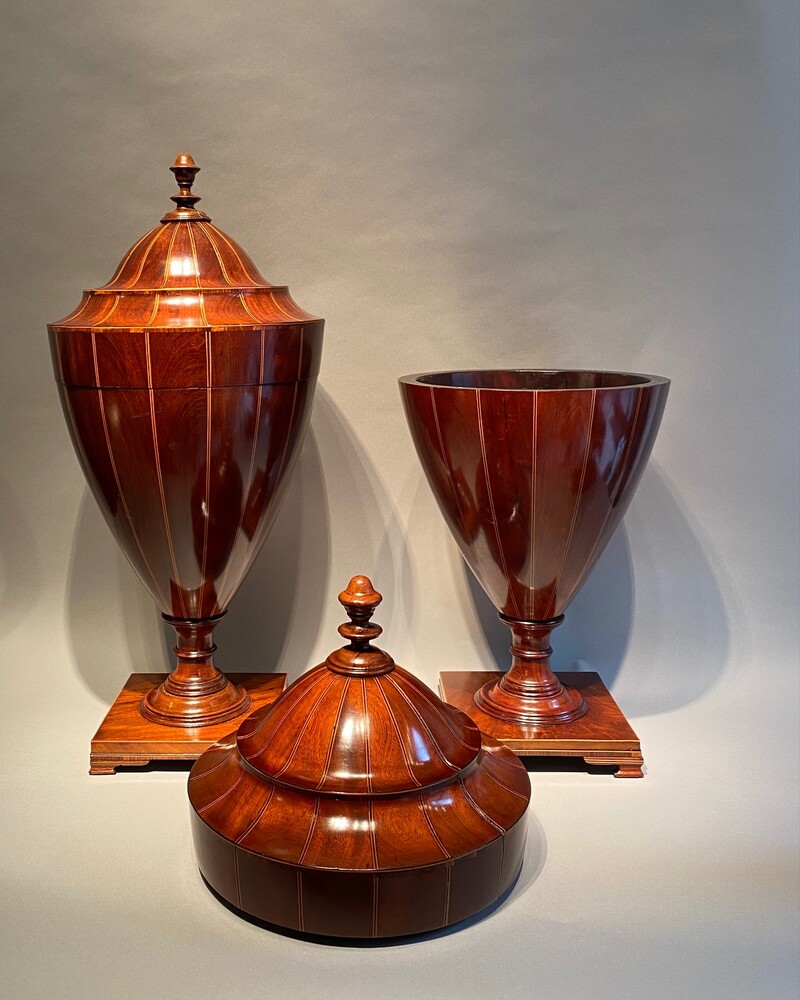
162, 153, 210, 221
327, 576, 394, 675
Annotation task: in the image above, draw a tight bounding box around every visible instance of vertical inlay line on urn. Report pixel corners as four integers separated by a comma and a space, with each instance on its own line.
127, 226, 167, 287
233, 851, 243, 909
373, 679, 423, 788
460, 780, 505, 833
98, 294, 122, 326
527, 390, 538, 618
297, 798, 321, 866
578, 386, 645, 584
198, 223, 235, 285
296, 872, 304, 932
238, 293, 263, 325
196, 330, 213, 615
145, 329, 189, 618
235, 784, 275, 845
159, 225, 181, 288
476, 390, 523, 619
269, 674, 339, 777
196, 771, 244, 815
480, 761, 530, 802
393, 671, 476, 752
419, 794, 450, 858
105, 227, 154, 285
187, 746, 236, 782
240, 664, 331, 744
231, 334, 305, 592
208, 224, 260, 285
186, 223, 210, 327
442, 864, 452, 927
542, 388, 597, 621
215, 328, 266, 605
383, 673, 460, 771
90, 331, 169, 608
268, 289, 296, 320
371, 874, 380, 938
362, 679, 374, 795
314, 678, 352, 790
429, 387, 470, 539
368, 801, 378, 869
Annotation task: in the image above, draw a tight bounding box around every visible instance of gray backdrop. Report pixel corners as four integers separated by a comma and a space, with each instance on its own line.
1, 2, 798, 998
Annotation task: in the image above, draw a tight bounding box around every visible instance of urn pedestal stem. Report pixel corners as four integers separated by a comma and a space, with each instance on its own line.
474, 614, 588, 726
140, 613, 251, 728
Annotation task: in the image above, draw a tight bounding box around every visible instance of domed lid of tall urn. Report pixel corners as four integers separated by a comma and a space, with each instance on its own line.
236, 577, 482, 795
49, 153, 320, 332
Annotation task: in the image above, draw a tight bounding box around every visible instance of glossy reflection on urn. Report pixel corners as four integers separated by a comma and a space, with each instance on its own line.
399, 370, 669, 742
50, 155, 323, 739
189, 576, 531, 938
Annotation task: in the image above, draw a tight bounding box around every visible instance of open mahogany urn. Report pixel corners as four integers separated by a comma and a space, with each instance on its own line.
50, 155, 323, 767
400, 370, 669, 776
188, 577, 531, 939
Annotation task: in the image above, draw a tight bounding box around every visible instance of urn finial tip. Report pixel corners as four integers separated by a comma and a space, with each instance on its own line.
162, 153, 210, 221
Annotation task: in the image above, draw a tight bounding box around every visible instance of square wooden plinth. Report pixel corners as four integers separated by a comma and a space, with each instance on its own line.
89, 673, 286, 775
439, 671, 644, 778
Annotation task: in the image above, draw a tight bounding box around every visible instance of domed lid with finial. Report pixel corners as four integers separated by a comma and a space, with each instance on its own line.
49, 154, 323, 390
188, 576, 532, 939
237, 576, 481, 794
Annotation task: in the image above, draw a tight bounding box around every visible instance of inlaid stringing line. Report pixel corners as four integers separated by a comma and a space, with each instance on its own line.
197, 223, 234, 284
233, 852, 242, 909
459, 781, 505, 832
106, 227, 155, 284
239, 293, 263, 325
117, 226, 164, 287
271, 674, 339, 777
187, 746, 236, 782
373, 679, 422, 788
145, 330, 189, 618
442, 863, 452, 926
480, 761, 530, 802
476, 391, 524, 619
419, 794, 450, 859
241, 666, 329, 743
372, 874, 380, 938
215, 329, 265, 604
196, 330, 213, 614
268, 289, 297, 320
429, 387, 470, 538
221, 330, 302, 599
97, 294, 121, 326
579, 387, 645, 583
196, 771, 244, 814
543, 389, 597, 620
208, 224, 260, 285
159, 224, 181, 288
383, 673, 460, 771
296, 872, 304, 932
186, 224, 210, 328
362, 679, 373, 795
297, 798, 321, 866
396, 673, 475, 751
528, 391, 538, 618
497, 837, 506, 898
368, 801, 378, 871
235, 785, 275, 845
144, 293, 161, 327
90, 331, 169, 608
314, 679, 351, 790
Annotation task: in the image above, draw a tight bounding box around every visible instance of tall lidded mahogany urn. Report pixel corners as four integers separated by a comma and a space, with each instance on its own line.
400, 370, 669, 776
50, 155, 323, 754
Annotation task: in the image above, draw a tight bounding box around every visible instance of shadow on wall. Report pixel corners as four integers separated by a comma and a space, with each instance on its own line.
65, 384, 412, 700
465, 464, 730, 717
0, 472, 42, 641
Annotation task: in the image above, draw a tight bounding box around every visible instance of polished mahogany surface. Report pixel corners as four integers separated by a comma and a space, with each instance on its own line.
400, 369, 668, 728
50, 155, 323, 728
189, 576, 531, 938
